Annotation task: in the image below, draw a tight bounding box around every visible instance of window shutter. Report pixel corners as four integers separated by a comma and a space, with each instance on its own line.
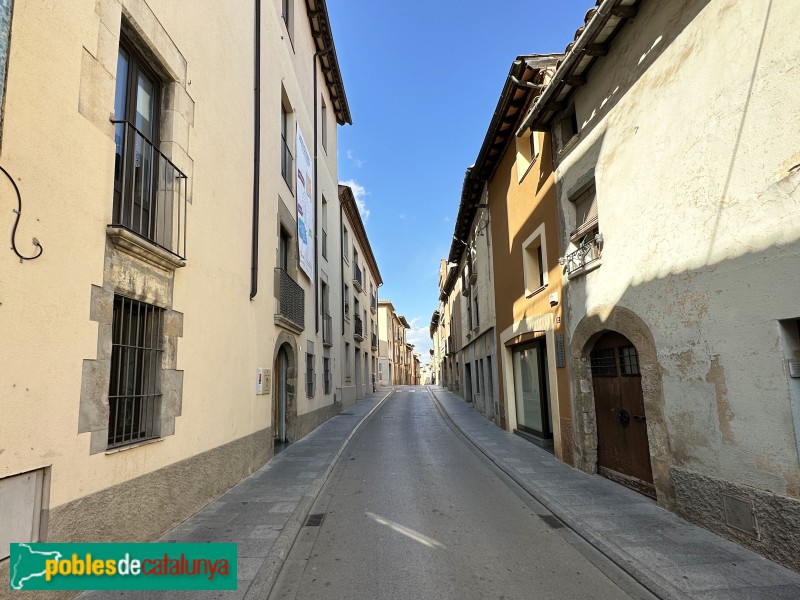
570, 185, 598, 240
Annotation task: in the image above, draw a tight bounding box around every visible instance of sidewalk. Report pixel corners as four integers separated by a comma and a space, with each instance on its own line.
79, 388, 393, 600
428, 385, 800, 600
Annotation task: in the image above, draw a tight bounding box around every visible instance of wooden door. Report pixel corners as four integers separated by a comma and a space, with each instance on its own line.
590, 332, 654, 497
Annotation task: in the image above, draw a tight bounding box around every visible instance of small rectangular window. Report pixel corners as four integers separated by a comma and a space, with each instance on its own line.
522, 225, 548, 296
570, 184, 598, 241
561, 106, 579, 143
619, 346, 641, 376
590, 347, 616, 377
280, 101, 294, 191
306, 352, 315, 397
108, 296, 163, 448
323, 357, 331, 394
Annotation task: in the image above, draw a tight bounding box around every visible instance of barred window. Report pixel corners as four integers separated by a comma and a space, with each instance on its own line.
590, 347, 616, 377
108, 296, 163, 448
306, 352, 315, 398
323, 357, 331, 395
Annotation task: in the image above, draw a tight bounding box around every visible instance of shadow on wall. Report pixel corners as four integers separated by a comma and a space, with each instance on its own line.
569, 0, 714, 147
569, 237, 800, 571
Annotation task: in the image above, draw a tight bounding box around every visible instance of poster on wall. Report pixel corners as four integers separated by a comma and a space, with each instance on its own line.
296, 124, 314, 279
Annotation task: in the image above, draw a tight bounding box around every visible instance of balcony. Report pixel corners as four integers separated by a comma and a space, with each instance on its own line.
354, 315, 364, 341
353, 264, 364, 293
370, 294, 377, 314
274, 268, 304, 334
281, 134, 294, 192
371, 333, 378, 350
560, 232, 603, 279
323, 312, 332, 347
110, 120, 188, 268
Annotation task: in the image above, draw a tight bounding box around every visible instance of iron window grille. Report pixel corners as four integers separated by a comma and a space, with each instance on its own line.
108, 295, 163, 449
354, 314, 363, 339
112, 120, 188, 259
323, 357, 331, 394
275, 268, 305, 331
590, 347, 616, 377
306, 353, 315, 398
559, 231, 603, 277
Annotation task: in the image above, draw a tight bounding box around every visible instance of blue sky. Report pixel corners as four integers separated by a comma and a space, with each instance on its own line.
329, 1, 592, 363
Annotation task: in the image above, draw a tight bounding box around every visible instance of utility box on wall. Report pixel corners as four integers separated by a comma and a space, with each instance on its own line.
256, 368, 271, 395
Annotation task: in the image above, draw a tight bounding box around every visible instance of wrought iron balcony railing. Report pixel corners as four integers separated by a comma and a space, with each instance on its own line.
111, 120, 188, 259
371, 333, 378, 350
323, 312, 332, 346
353, 264, 363, 291
281, 134, 294, 191
354, 314, 364, 340
559, 233, 603, 277
370, 294, 377, 313
275, 268, 304, 331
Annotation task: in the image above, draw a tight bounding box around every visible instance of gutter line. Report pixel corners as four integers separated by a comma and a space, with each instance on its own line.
250, 0, 261, 300
516, 0, 616, 135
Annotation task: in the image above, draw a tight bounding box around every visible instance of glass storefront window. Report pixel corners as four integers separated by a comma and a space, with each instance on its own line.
512, 340, 552, 438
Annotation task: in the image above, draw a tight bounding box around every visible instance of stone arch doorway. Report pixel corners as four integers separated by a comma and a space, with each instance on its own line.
590, 331, 654, 497
273, 332, 298, 448
570, 306, 675, 509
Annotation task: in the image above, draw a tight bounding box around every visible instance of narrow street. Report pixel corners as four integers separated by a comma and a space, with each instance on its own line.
269, 387, 650, 600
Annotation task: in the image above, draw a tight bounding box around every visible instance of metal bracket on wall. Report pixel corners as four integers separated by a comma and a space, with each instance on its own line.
1, 165, 43, 262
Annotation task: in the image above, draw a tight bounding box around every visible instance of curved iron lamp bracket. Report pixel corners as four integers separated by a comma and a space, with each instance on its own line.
1, 164, 43, 262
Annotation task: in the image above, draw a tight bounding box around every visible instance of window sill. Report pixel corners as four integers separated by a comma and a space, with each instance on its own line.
525, 283, 549, 299
274, 313, 304, 335
107, 226, 186, 271
557, 133, 582, 159
105, 437, 164, 455
567, 259, 602, 280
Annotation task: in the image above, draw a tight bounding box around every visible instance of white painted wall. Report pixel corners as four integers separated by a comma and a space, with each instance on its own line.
555, 0, 800, 496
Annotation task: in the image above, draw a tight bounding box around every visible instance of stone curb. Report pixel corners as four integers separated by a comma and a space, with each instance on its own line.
243, 388, 395, 600
426, 386, 689, 600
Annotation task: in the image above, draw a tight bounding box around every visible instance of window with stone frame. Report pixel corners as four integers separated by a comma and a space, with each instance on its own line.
107, 295, 164, 448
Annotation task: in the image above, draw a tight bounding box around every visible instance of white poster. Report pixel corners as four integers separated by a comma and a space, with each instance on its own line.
296, 124, 314, 279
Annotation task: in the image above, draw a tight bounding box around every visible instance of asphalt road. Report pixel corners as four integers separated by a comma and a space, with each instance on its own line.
269, 387, 650, 600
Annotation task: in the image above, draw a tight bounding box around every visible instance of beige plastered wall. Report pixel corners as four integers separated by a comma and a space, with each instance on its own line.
0, 0, 343, 553
266, 0, 341, 424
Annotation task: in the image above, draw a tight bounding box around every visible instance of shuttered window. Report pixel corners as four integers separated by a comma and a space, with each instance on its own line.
570, 184, 598, 241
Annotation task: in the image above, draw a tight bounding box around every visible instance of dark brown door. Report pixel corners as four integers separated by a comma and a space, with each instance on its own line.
590, 332, 655, 497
